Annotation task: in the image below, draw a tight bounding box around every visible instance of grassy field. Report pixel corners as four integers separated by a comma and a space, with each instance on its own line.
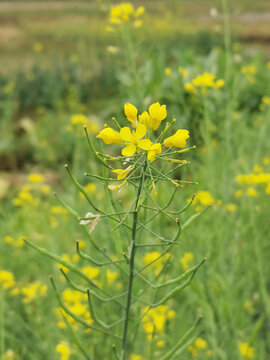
0, 1, 270, 360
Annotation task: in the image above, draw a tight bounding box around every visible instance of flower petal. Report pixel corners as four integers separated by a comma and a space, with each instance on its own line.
135, 123, 147, 140
138, 139, 152, 151
124, 103, 138, 127
122, 144, 136, 156
120, 127, 134, 142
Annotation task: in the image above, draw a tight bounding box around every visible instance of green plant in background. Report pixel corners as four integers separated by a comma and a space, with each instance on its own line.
25, 101, 206, 359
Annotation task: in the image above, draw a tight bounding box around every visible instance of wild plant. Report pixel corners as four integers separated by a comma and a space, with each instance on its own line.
25, 102, 206, 359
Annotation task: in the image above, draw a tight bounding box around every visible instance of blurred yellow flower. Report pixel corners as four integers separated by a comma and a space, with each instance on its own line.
0, 270, 15, 289
28, 173, 44, 184
165, 67, 172, 76
106, 269, 118, 285
180, 252, 194, 270
178, 66, 189, 78
246, 187, 257, 197
21, 281, 47, 303
185, 82, 197, 94
56, 341, 70, 360
239, 343, 254, 359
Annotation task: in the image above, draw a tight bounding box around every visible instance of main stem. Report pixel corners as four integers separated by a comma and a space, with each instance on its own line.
120, 161, 147, 360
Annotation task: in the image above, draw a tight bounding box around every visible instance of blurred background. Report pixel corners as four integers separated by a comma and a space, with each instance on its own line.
1, 1, 270, 359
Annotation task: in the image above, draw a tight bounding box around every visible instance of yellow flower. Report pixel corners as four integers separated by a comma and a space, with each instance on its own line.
194, 337, 207, 350
70, 114, 88, 126
106, 269, 118, 285
188, 345, 198, 357
147, 143, 162, 162
50, 206, 68, 215
224, 203, 237, 212
142, 305, 175, 335
164, 129, 189, 148
134, 19, 143, 28
193, 191, 214, 206
124, 103, 138, 127
120, 124, 152, 156
178, 67, 188, 78
28, 173, 44, 183
135, 6, 145, 17
56, 341, 70, 360
185, 82, 197, 94
138, 111, 151, 128
165, 67, 172, 76
82, 266, 100, 280
141, 252, 170, 276
112, 165, 134, 180
192, 72, 216, 88
0, 270, 15, 289
262, 96, 270, 105
180, 252, 194, 270
130, 355, 143, 360
246, 187, 257, 197
79, 182, 97, 199
21, 281, 47, 303
241, 65, 256, 75
235, 189, 243, 198
97, 127, 123, 145
214, 79, 225, 88
239, 343, 254, 359
156, 340, 165, 348
148, 102, 167, 130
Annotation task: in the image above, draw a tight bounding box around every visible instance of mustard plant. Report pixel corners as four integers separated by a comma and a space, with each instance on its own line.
25, 102, 206, 359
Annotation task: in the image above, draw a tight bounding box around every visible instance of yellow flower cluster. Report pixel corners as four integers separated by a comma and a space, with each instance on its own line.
180, 252, 194, 270
56, 288, 93, 329
12, 174, 51, 207
235, 163, 270, 196
108, 3, 145, 29
79, 182, 97, 199
56, 341, 70, 360
239, 343, 254, 359
68, 114, 99, 134
191, 190, 215, 212
141, 251, 170, 276
130, 355, 143, 360
188, 337, 212, 357
0, 270, 15, 289
21, 281, 47, 303
96, 102, 190, 190
262, 95, 270, 105
185, 72, 225, 94
142, 305, 175, 338
4, 235, 25, 248
241, 64, 256, 83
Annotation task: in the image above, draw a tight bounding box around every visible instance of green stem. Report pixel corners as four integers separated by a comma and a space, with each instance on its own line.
120, 160, 147, 360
